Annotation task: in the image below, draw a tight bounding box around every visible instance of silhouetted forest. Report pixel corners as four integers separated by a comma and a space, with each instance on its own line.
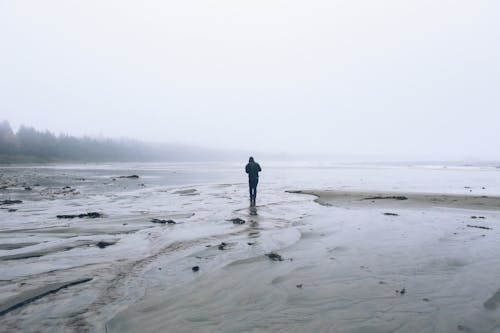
0, 121, 235, 163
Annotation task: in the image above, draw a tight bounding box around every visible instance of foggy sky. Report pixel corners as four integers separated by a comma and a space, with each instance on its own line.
1, 1, 499, 160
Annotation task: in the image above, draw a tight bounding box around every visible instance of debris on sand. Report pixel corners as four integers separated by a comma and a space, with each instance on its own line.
96, 241, 115, 249
192, 266, 200, 272
470, 216, 486, 219
0, 200, 22, 205
395, 288, 406, 295
265, 252, 284, 262
296, 284, 303, 289
117, 175, 139, 179
363, 196, 408, 201
467, 224, 492, 230
383, 212, 399, 216
151, 218, 176, 225
218, 242, 228, 250
57, 212, 103, 219
228, 218, 246, 225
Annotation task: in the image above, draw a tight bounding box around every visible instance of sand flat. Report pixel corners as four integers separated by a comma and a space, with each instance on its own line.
106, 189, 500, 333
288, 189, 500, 211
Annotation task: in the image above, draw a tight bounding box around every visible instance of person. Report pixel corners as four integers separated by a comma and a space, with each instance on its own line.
245, 156, 261, 206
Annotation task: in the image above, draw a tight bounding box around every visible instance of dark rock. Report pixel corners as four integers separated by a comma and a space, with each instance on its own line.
247, 242, 256, 246
96, 241, 114, 249
0, 200, 22, 206
384, 212, 399, 216
117, 175, 139, 179
192, 266, 200, 272
8, 209, 17, 212
471, 216, 478, 219
228, 218, 245, 225
422, 298, 430, 302
395, 289, 406, 294
24, 187, 32, 191
296, 284, 303, 289
57, 212, 103, 219
151, 218, 176, 224
218, 242, 228, 250
265, 252, 284, 262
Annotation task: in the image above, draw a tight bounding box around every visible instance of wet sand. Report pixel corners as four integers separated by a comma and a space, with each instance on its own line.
1, 164, 500, 332
105, 190, 500, 333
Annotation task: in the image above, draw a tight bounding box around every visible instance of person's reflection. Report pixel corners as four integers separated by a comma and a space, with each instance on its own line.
248, 206, 260, 238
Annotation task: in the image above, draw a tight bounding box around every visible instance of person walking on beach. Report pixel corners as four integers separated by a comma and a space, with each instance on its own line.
245, 156, 261, 206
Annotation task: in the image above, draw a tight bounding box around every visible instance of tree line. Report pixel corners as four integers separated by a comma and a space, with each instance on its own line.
0, 120, 232, 163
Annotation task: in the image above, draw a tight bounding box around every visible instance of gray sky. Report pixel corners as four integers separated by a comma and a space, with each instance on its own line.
1, 0, 499, 160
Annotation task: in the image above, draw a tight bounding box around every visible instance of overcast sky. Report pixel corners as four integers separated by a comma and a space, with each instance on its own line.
1, 0, 499, 160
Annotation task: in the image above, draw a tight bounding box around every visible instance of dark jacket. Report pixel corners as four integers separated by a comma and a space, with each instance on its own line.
245, 161, 261, 180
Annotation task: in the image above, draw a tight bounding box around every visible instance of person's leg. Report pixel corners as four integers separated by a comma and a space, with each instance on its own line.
249, 179, 258, 205
253, 178, 259, 201
249, 181, 253, 201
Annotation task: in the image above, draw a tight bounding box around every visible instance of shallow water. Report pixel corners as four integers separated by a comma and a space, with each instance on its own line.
1, 162, 500, 332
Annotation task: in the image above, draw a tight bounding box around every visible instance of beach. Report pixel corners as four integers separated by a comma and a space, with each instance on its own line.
1, 163, 500, 332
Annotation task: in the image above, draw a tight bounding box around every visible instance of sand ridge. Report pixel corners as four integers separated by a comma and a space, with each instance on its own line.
287, 189, 500, 211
